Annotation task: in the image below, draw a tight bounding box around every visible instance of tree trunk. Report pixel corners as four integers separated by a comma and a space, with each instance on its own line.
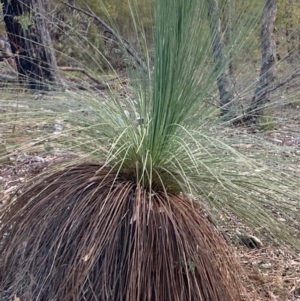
246, 0, 278, 123
68, 0, 76, 13
284, 0, 297, 61
221, 0, 235, 82
298, 2, 300, 56
207, 0, 236, 121
1, 0, 63, 90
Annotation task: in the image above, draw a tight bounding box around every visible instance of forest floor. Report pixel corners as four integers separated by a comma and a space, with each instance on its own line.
0, 86, 300, 301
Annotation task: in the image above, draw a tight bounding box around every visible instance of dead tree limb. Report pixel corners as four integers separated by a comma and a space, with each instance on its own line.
60, 1, 147, 72
267, 67, 300, 94
59, 66, 109, 89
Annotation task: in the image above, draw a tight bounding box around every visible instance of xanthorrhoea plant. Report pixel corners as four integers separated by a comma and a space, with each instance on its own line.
0, 0, 300, 300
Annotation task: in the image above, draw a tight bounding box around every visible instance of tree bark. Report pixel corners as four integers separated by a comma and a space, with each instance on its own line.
246, 0, 278, 123
1, 0, 63, 90
285, 0, 296, 60
207, 0, 235, 121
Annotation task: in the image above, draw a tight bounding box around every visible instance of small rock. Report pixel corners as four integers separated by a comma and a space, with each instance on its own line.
54, 124, 63, 132
236, 231, 263, 249
124, 110, 130, 118
293, 287, 300, 296
134, 118, 143, 127
294, 136, 300, 145
260, 262, 272, 269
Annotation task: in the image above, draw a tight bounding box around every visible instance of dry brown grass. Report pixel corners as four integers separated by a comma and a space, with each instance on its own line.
1, 148, 300, 300
0, 162, 243, 301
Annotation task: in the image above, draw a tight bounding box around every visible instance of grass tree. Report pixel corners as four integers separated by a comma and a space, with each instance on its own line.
0, 0, 300, 300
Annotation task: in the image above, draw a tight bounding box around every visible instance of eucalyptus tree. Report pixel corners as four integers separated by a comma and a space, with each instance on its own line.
207, 0, 236, 120
246, 0, 278, 121
209, 0, 279, 123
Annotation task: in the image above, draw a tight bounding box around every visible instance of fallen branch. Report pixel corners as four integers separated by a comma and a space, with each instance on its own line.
234, 67, 300, 126
58, 66, 109, 89
61, 1, 147, 72
267, 67, 300, 94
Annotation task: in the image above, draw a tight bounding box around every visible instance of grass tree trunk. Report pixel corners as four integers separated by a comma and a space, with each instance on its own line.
1, 0, 63, 90
246, 0, 278, 123
207, 0, 236, 121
